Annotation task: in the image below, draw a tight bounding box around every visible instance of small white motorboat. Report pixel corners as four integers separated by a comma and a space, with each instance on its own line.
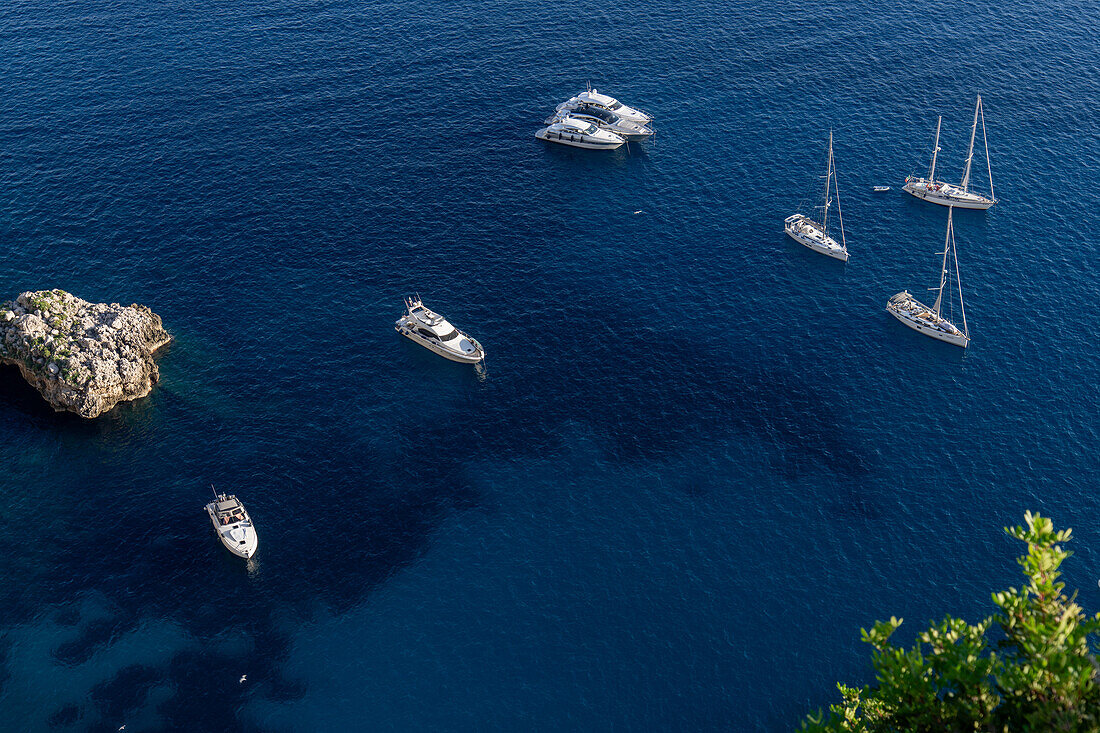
872, 185, 891, 192
396, 296, 485, 363
556, 88, 652, 125
535, 117, 625, 149
205, 489, 258, 559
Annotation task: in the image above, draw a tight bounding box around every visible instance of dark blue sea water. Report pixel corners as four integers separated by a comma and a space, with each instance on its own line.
1, 0, 1098, 729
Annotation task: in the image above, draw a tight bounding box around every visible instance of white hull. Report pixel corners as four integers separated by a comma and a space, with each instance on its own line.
784, 215, 848, 262
542, 115, 652, 141
608, 128, 652, 142
206, 505, 258, 559
902, 181, 995, 210
887, 294, 969, 347
535, 127, 623, 149
556, 101, 651, 126
396, 323, 484, 363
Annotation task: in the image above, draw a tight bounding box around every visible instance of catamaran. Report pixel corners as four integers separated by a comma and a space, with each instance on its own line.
903, 96, 996, 210
784, 131, 849, 262
887, 207, 970, 348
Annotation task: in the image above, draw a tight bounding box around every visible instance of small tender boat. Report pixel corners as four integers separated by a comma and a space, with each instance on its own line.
535, 116, 625, 149
556, 88, 652, 125
544, 105, 653, 141
396, 296, 485, 363
205, 489, 258, 559
784, 131, 849, 262
887, 208, 970, 348
902, 96, 996, 210
873, 185, 891, 192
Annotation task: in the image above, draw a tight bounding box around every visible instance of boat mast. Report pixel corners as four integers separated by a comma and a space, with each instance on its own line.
928, 116, 942, 182
822, 131, 833, 232
832, 134, 847, 250
952, 217, 969, 338
980, 97, 995, 201
961, 95, 980, 192
931, 207, 954, 317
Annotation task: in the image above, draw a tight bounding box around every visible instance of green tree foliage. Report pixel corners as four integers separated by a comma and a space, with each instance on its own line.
801, 512, 1100, 732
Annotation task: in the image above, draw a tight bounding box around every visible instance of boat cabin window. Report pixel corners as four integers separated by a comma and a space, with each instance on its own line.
437, 329, 459, 341
579, 106, 615, 123
416, 328, 437, 339
584, 124, 598, 134
606, 101, 622, 110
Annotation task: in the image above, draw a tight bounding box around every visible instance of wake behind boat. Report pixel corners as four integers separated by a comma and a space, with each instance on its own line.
205, 489, 258, 559
903, 96, 996, 210
396, 296, 485, 363
785, 131, 849, 262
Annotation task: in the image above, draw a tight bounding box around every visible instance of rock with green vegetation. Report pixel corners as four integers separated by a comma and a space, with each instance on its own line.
0, 289, 171, 418
801, 511, 1100, 732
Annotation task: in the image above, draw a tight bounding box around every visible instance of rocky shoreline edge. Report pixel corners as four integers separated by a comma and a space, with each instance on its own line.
0, 289, 171, 418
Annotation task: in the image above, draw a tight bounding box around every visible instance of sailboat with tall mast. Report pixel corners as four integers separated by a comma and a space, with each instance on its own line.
784, 131, 848, 262
903, 95, 996, 210
887, 207, 970, 347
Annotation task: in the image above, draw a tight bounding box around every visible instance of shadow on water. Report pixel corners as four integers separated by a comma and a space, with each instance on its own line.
0, 296, 880, 729
0, 364, 85, 429
439, 303, 872, 476
0, 364, 167, 441
11, 421, 480, 729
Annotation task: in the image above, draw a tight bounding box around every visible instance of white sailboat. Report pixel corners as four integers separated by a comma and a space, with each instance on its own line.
887, 207, 970, 348
903, 96, 996, 210
785, 131, 848, 262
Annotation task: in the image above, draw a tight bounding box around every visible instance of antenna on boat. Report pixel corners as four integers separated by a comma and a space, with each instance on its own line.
210, 484, 220, 500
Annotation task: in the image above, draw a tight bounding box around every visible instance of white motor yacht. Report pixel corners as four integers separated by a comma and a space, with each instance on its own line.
535, 117, 624, 149
544, 105, 653, 141
396, 296, 485, 363
784, 132, 849, 262
886, 208, 970, 348
902, 96, 996, 210
556, 89, 652, 125
205, 490, 258, 559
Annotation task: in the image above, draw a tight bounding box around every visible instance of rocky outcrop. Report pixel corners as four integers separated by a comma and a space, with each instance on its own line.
0, 289, 171, 418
